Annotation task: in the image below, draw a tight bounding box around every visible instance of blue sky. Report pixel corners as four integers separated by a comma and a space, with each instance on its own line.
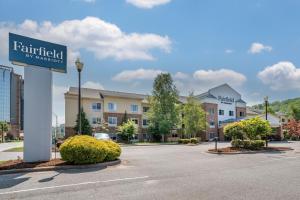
1, 0, 300, 124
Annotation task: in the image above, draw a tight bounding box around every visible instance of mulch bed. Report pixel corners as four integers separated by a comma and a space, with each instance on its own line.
0, 159, 67, 171
208, 146, 293, 153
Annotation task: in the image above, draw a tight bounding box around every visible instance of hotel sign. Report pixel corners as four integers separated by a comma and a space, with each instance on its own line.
218, 96, 234, 104
9, 33, 67, 73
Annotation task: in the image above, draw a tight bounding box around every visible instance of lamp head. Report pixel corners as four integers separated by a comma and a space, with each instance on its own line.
75, 58, 84, 72
264, 96, 269, 102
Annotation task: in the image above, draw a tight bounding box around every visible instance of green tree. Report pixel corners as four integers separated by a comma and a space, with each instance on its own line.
0, 121, 10, 143
224, 122, 244, 140
147, 73, 179, 142
117, 120, 137, 142
241, 117, 272, 140
74, 108, 92, 135
182, 93, 206, 138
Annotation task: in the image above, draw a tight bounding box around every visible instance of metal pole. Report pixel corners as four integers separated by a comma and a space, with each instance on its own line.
265, 99, 268, 148
78, 71, 81, 135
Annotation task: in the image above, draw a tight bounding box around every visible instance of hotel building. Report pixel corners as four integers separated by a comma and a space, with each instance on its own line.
64, 83, 246, 141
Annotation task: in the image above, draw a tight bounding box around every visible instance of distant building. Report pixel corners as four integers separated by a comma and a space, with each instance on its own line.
65, 83, 247, 141
246, 108, 288, 140
0, 65, 24, 138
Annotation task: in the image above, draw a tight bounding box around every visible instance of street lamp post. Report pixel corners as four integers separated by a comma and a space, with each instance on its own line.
75, 58, 84, 135
264, 96, 269, 148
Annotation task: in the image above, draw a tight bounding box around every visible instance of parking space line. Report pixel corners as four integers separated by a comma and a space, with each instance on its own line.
0, 176, 149, 195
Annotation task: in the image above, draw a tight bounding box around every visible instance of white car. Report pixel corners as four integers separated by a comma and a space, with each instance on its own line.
94, 133, 111, 140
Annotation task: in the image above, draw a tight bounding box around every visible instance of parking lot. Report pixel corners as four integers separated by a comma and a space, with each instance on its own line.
0, 141, 299, 200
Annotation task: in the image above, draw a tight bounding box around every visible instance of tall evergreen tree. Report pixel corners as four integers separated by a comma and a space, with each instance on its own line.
182, 93, 206, 138
74, 108, 92, 135
121, 110, 128, 124
147, 73, 179, 142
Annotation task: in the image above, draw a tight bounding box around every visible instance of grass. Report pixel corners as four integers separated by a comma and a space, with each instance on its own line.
4, 147, 24, 152
0, 161, 8, 165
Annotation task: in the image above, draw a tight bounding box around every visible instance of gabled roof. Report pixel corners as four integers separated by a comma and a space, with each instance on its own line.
236, 99, 246, 104
195, 83, 244, 103
195, 92, 217, 100
208, 83, 241, 97
67, 87, 148, 99
66, 87, 188, 104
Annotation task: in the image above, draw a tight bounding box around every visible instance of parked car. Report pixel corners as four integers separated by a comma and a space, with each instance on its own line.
94, 133, 111, 140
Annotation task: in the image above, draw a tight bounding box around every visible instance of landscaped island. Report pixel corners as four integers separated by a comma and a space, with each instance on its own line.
0, 135, 121, 172
209, 117, 293, 153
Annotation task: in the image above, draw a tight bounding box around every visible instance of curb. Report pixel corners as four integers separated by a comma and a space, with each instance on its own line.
121, 143, 179, 147
206, 148, 294, 155
0, 159, 121, 175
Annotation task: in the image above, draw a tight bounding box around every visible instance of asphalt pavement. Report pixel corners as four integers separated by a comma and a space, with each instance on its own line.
0, 141, 299, 200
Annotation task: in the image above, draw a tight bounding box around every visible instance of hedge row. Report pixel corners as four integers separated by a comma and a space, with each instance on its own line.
178, 138, 199, 144
231, 139, 265, 150
59, 135, 121, 164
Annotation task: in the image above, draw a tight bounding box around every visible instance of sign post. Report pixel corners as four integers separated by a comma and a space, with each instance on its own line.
9, 33, 67, 162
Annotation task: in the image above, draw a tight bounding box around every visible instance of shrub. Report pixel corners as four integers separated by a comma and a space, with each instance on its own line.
231, 139, 243, 148
59, 135, 108, 164
190, 138, 199, 144
249, 140, 265, 150
231, 139, 265, 150
178, 139, 190, 144
103, 140, 122, 161
242, 140, 251, 149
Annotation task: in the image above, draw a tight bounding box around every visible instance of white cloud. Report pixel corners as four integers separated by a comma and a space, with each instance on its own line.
248, 42, 272, 54
112, 68, 165, 82
225, 49, 234, 54
82, 81, 104, 89
174, 72, 189, 79
112, 68, 246, 95
0, 17, 171, 62
52, 85, 68, 125
126, 0, 171, 9
257, 61, 300, 91
193, 69, 246, 87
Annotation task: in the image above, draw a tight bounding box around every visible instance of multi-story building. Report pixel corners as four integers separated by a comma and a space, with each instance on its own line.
0, 65, 24, 138
196, 84, 246, 140
64, 83, 246, 141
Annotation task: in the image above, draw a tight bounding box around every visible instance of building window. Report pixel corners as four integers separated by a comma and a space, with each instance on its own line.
143, 107, 149, 113
108, 117, 117, 126
282, 118, 285, 123
171, 133, 178, 138
229, 111, 234, 116
219, 109, 224, 115
131, 118, 139, 125
131, 104, 138, 113
108, 103, 117, 112
142, 119, 148, 127
209, 121, 215, 128
208, 108, 214, 115
240, 111, 245, 117
92, 103, 101, 111
92, 117, 101, 124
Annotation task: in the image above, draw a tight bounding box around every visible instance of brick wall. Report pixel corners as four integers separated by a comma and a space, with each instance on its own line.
236, 107, 246, 118
202, 103, 218, 141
